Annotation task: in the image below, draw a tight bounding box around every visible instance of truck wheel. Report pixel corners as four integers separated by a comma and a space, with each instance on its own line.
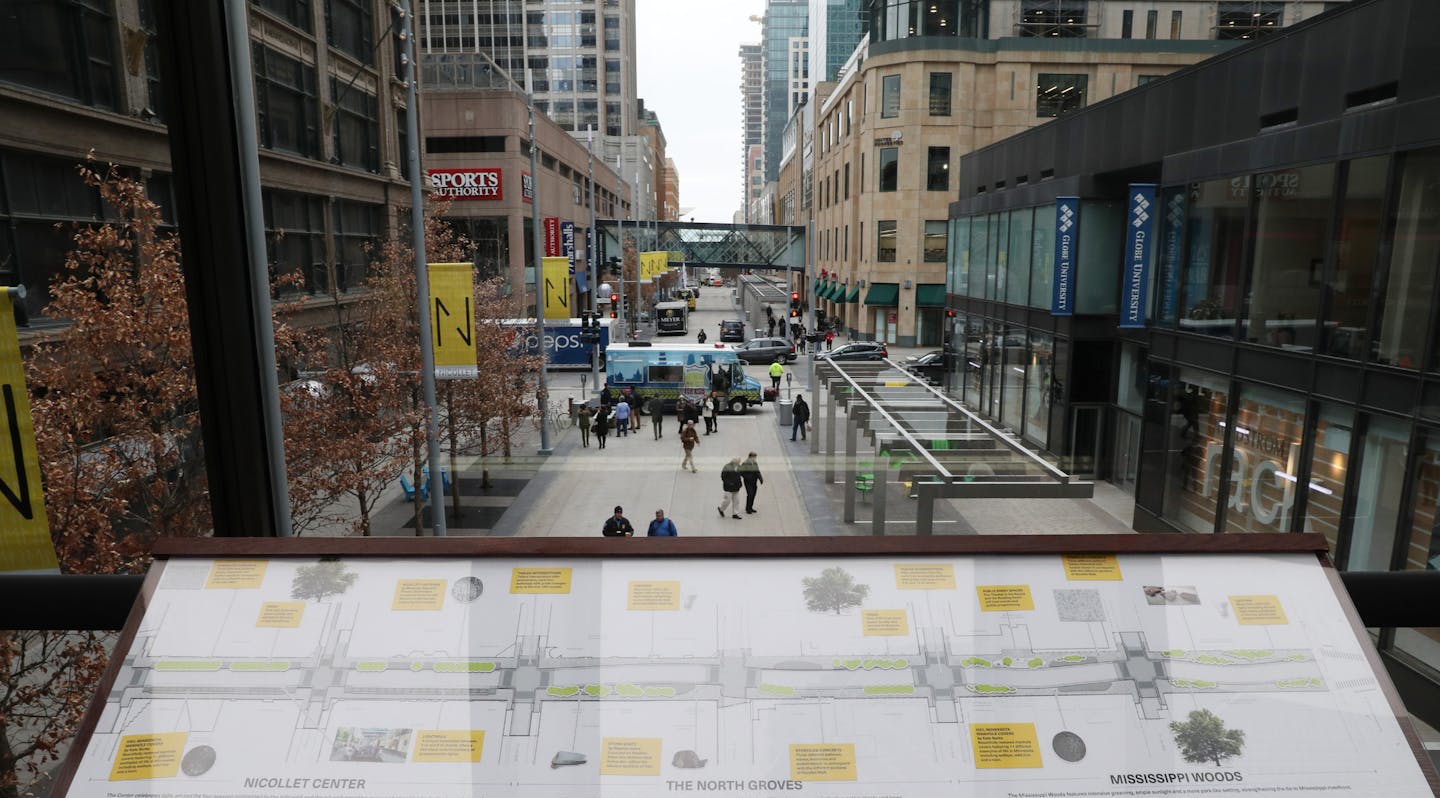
729, 398, 748, 415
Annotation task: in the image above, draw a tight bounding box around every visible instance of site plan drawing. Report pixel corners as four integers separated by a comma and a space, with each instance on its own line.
65, 552, 1435, 797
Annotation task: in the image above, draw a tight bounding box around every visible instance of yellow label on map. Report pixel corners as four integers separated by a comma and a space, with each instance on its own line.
256, 601, 305, 628
789, 744, 858, 781
971, 723, 1043, 768
510, 568, 573, 594
977, 585, 1035, 612
1061, 554, 1123, 581
392, 579, 447, 610
861, 609, 910, 636
108, 732, 188, 781
599, 737, 661, 775
204, 560, 267, 589
895, 563, 956, 590
1229, 595, 1289, 625
627, 580, 680, 610
412, 730, 484, 763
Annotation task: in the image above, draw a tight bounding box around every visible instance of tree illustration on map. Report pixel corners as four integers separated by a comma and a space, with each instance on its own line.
802, 567, 870, 614
291, 559, 359, 601
1169, 709, 1246, 767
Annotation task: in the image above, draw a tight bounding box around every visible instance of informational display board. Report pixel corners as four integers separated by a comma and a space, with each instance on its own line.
56, 537, 1439, 798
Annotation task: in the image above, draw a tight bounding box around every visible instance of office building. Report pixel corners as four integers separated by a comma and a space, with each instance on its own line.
809, 0, 1339, 350
760, 0, 809, 182
740, 43, 765, 219
808, 0, 867, 85
942, 0, 1437, 723
0, 0, 412, 326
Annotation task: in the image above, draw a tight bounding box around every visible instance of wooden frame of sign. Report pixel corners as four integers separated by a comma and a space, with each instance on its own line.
53, 534, 1440, 797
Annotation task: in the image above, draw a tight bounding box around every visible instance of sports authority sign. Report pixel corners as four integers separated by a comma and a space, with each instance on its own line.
427, 168, 503, 201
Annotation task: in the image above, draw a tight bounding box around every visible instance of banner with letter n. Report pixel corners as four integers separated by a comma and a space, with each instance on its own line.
427, 263, 478, 380
1120, 184, 1157, 329
1051, 197, 1080, 316
0, 290, 59, 573
640, 251, 668, 280
543, 256, 573, 320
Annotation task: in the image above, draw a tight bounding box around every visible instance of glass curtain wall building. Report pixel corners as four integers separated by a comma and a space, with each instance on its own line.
761, 0, 809, 182
946, 0, 1440, 724
808, 0, 868, 85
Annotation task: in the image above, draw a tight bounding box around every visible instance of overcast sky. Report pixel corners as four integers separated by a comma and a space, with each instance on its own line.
636, 0, 767, 223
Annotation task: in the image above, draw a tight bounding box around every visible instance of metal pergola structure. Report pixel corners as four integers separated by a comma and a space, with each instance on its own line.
597, 220, 805, 272
812, 358, 1092, 535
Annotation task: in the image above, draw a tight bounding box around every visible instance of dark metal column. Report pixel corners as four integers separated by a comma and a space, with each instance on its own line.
155, 0, 284, 536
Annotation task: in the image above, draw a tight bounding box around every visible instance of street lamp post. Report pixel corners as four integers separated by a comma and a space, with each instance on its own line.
586, 126, 599, 396
526, 74, 552, 456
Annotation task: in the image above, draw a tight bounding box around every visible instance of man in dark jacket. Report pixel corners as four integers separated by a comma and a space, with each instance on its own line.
791, 394, 810, 441
739, 452, 764, 513
602, 506, 634, 537
718, 458, 743, 519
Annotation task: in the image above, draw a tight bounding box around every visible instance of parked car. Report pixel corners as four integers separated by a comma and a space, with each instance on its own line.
735, 336, 797, 364
710, 277, 724, 287
815, 341, 889, 361
902, 350, 946, 383
719, 319, 746, 342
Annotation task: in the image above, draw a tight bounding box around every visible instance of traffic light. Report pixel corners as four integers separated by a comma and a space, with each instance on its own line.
790, 291, 800, 308
609, 294, 619, 319
607, 256, 622, 277
789, 309, 799, 318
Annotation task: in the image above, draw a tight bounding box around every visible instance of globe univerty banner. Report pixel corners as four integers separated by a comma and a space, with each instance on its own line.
1120, 184, 1157, 329
1051, 197, 1079, 316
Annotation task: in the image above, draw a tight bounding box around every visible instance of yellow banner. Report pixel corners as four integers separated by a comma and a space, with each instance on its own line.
0, 291, 57, 573
542, 256, 572, 319
427, 263, 477, 379
640, 251, 668, 280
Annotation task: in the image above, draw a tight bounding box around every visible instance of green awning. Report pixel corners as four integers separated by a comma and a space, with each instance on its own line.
816, 279, 830, 298
824, 283, 842, 301
916, 283, 946, 307
863, 282, 899, 306
844, 285, 862, 303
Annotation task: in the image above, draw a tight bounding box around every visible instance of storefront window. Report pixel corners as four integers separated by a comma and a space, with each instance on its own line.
1025, 332, 1054, 445
1395, 432, 1440, 666
948, 217, 970, 295
1006, 208, 1032, 305
1180, 179, 1248, 338
1075, 201, 1120, 314
1323, 157, 1387, 359
1346, 415, 1409, 570
946, 312, 966, 391
1376, 151, 1440, 369
1117, 343, 1145, 415
967, 214, 987, 297
1222, 384, 1306, 534
1161, 369, 1231, 534
963, 316, 984, 405
1302, 405, 1355, 558
989, 213, 1008, 300
1241, 164, 1333, 349
1030, 204, 1054, 308
1002, 326, 1026, 432
1154, 187, 1185, 326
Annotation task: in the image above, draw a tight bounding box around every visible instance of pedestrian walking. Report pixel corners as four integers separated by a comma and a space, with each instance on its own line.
602, 505, 634, 537
577, 404, 593, 448
614, 398, 631, 437
825, 330, 835, 351
791, 394, 810, 441
769, 359, 784, 391
767, 317, 776, 337
648, 396, 665, 439
680, 420, 700, 473
718, 458, 744, 519
627, 389, 641, 432
697, 328, 707, 344
647, 509, 678, 536
705, 391, 720, 435
675, 397, 689, 435
593, 411, 610, 449
740, 452, 764, 514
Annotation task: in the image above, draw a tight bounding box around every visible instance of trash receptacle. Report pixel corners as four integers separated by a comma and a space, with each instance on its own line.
776, 399, 793, 428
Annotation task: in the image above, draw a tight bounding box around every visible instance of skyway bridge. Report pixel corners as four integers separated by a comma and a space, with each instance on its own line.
597, 220, 805, 274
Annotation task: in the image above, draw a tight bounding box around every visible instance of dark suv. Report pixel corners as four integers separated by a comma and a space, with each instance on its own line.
719, 319, 745, 342
735, 337, 797, 364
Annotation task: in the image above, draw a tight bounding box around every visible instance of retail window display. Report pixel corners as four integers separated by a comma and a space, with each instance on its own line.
1161, 370, 1232, 534
1221, 385, 1307, 535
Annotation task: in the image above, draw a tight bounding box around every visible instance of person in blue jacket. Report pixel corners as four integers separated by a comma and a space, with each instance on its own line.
647, 509, 678, 536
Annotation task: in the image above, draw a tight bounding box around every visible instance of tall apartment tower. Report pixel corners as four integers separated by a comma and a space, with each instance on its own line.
739, 43, 765, 220
760, 0, 809, 183
808, 0, 867, 85
417, 0, 638, 138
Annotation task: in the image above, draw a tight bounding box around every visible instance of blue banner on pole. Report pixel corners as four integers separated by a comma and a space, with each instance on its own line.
1052, 197, 1079, 316
1120, 184, 1157, 329
561, 221, 576, 275
577, 225, 593, 294
1158, 188, 1185, 324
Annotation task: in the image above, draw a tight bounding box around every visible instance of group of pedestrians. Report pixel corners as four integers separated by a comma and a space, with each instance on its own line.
718, 453, 765, 519
602, 505, 678, 537
575, 389, 648, 449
